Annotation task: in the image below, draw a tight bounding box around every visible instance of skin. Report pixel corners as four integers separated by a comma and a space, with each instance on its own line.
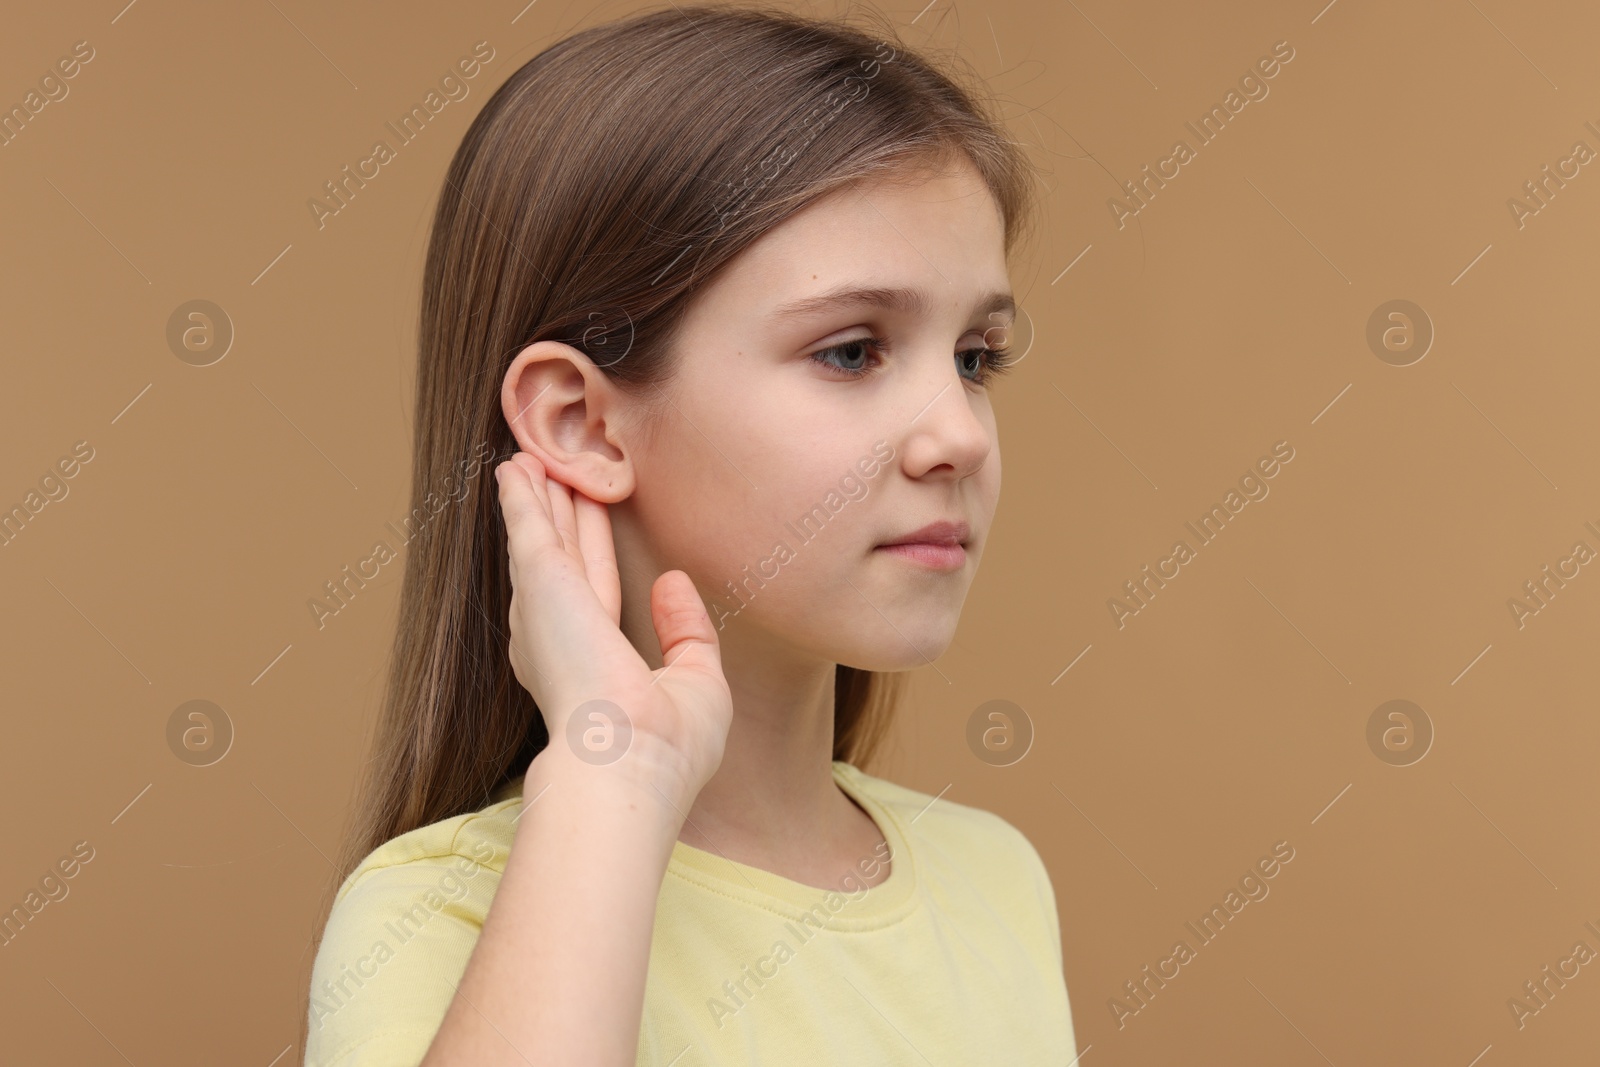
499, 155, 1011, 891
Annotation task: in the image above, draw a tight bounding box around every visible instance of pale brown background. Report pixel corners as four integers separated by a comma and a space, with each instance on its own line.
2, 0, 1596, 1063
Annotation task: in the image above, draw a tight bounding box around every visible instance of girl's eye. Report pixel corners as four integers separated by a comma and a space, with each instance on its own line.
956, 343, 1016, 385
809, 336, 887, 379
808, 336, 1017, 386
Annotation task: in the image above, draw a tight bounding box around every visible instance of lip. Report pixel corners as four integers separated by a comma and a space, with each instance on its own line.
874, 520, 971, 572
876, 520, 971, 549
875, 541, 966, 571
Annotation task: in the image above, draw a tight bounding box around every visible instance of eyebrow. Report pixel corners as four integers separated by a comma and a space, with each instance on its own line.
771, 285, 1015, 324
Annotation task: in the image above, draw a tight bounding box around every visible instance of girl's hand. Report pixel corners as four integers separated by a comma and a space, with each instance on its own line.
493, 450, 732, 804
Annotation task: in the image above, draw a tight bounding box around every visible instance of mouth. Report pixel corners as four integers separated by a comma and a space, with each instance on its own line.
874, 541, 967, 571
873, 520, 971, 572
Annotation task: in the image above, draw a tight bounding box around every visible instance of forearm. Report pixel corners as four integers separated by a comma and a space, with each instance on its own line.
420, 745, 688, 1066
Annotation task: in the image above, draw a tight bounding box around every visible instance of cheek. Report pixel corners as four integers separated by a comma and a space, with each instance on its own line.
634, 358, 898, 608
739, 447, 881, 561
703, 460, 884, 617
635, 409, 862, 573
976, 421, 1001, 502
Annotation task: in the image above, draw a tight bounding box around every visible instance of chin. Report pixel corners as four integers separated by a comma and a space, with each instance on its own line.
833, 628, 959, 672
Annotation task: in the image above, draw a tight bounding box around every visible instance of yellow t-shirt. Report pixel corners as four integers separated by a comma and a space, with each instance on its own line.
304, 760, 1077, 1065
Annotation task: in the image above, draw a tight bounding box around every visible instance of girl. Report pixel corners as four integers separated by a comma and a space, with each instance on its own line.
300, 3, 1076, 1063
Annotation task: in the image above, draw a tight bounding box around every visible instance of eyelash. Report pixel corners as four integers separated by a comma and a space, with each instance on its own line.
808, 335, 1016, 386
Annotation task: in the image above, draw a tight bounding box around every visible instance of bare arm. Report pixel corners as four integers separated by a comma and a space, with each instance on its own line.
418, 451, 731, 1066
418, 745, 690, 1065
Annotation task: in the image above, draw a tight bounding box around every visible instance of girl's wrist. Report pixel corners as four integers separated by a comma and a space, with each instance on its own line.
527, 741, 702, 825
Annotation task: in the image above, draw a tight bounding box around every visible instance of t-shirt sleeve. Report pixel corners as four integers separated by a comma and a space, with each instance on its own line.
303, 853, 498, 1067
1009, 824, 1079, 1059
1013, 828, 1064, 974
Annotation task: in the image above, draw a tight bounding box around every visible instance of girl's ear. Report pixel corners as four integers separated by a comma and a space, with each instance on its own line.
500, 340, 637, 504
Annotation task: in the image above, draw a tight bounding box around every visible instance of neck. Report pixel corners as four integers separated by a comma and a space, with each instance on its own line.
613, 576, 857, 865
675, 615, 849, 856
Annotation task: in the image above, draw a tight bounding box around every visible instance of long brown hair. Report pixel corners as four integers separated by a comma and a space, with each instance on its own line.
300, 0, 1038, 1050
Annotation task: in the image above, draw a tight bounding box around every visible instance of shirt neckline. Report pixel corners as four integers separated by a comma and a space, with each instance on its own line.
662, 760, 919, 931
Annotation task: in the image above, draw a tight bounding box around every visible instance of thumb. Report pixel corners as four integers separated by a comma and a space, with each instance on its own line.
650, 570, 723, 676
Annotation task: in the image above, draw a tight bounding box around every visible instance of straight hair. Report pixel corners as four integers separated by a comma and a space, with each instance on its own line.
300, 0, 1038, 1050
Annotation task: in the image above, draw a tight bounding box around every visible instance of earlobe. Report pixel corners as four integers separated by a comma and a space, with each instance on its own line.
500, 340, 636, 504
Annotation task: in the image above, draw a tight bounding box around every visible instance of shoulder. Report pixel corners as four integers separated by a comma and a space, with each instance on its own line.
838, 762, 1055, 890
844, 769, 1076, 1037
334, 792, 521, 904
840, 762, 1049, 866
305, 793, 523, 1064
838, 758, 1062, 959
841, 762, 1064, 970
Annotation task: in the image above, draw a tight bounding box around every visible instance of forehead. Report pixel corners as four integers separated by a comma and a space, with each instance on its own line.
698, 158, 1010, 322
